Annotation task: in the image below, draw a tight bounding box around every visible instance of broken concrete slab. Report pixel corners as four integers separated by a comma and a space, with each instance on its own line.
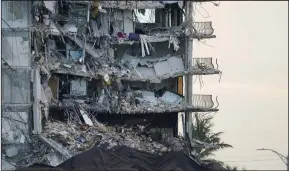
167, 56, 185, 73
135, 90, 158, 105
44, 1, 57, 14
5, 147, 19, 158
160, 91, 183, 104
79, 109, 93, 126
154, 60, 172, 76
100, 1, 165, 9
70, 78, 87, 96
1, 159, 16, 170
63, 23, 78, 35
39, 135, 72, 160
133, 67, 156, 78
45, 152, 65, 167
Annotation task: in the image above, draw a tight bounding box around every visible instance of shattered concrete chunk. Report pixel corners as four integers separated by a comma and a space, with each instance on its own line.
5, 147, 19, 158
45, 152, 65, 166
160, 91, 183, 104
44, 1, 57, 14
1, 159, 16, 170
79, 109, 93, 126
19, 134, 26, 144
63, 23, 78, 35
42, 121, 188, 156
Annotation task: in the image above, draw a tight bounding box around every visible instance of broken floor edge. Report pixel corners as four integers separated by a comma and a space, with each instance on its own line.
49, 104, 219, 114
2, 104, 32, 112
39, 135, 72, 160
46, 30, 216, 43
65, 1, 166, 9
50, 68, 221, 82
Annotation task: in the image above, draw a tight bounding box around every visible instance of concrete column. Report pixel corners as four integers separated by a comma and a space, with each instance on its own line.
184, 1, 194, 140
33, 67, 42, 134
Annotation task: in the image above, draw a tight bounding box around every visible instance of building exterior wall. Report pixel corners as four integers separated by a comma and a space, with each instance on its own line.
1, 1, 33, 169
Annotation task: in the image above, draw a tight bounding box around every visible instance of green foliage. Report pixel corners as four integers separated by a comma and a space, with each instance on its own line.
191, 113, 233, 159
224, 165, 237, 171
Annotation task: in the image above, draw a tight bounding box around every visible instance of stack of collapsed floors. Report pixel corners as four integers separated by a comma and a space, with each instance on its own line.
1, 0, 220, 168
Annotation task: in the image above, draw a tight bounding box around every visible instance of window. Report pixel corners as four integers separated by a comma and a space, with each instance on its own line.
7, 1, 23, 21
2, 68, 31, 104
134, 9, 155, 23
2, 1, 29, 28
2, 32, 30, 67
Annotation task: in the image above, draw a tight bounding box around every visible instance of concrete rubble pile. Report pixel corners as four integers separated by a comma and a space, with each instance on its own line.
47, 51, 219, 83
42, 121, 187, 157
32, 2, 219, 83
0, 1, 220, 169
2, 135, 53, 169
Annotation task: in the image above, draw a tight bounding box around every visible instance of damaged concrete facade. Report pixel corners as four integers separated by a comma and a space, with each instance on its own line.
1, 0, 220, 169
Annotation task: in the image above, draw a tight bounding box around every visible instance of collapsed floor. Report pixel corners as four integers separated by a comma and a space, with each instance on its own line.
2, 1, 221, 170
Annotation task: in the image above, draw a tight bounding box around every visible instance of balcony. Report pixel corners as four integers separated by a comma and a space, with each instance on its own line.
192, 94, 217, 109
191, 57, 220, 75
191, 22, 215, 39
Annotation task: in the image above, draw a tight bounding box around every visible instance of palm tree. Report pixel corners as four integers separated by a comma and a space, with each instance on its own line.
224, 165, 238, 171
191, 113, 233, 160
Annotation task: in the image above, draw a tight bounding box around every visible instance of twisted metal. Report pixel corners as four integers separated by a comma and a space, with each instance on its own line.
192, 57, 215, 70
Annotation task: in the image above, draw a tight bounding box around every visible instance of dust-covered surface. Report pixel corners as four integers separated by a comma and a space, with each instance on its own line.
2, 1, 220, 170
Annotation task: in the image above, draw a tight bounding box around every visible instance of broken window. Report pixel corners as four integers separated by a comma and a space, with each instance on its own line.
69, 4, 87, 25
2, 31, 30, 67
48, 76, 59, 99
124, 78, 178, 93
53, 37, 67, 57
66, 43, 83, 61
135, 9, 155, 23
153, 3, 183, 28
87, 79, 103, 99
1, 68, 31, 104
113, 9, 125, 34
2, 1, 29, 29
7, 1, 23, 20
70, 78, 87, 96
57, 76, 88, 99
57, 76, 71, 100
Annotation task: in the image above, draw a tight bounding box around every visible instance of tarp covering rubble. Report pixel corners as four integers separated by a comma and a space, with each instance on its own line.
40, 121, 219, 160
20, 146, 211, 171
20, 120, 214, 171
59, 146, 210, 171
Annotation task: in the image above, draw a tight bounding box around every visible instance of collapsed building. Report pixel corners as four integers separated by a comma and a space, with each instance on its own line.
1, 0, 221, 169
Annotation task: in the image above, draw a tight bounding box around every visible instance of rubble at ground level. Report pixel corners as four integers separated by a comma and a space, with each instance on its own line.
41, 121, 188, 157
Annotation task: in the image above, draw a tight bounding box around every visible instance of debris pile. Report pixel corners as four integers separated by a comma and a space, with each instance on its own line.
53, 89, 216, 114
42, 121, 187, 156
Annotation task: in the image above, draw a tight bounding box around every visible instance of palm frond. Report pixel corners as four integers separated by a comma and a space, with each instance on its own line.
191, 113, 233, 160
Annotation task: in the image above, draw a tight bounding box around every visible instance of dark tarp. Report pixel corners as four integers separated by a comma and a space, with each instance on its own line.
20, 145, 211, 171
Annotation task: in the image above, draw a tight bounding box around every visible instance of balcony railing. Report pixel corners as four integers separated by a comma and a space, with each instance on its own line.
192, 94, 215, 109
193, 22, 214, 37
192, 57, 218, 70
